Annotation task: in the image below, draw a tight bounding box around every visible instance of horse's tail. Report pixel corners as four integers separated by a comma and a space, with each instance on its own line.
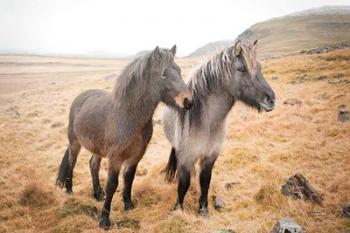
164, 147, 177, 183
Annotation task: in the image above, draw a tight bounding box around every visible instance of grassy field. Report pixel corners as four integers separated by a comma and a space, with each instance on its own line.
0, 50, 349, 233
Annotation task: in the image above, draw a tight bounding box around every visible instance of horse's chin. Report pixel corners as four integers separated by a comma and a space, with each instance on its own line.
259, 102, 274, 112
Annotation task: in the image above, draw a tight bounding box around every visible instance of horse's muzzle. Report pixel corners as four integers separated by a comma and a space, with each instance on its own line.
183, 98, 193, 110
260, 95, 275, 112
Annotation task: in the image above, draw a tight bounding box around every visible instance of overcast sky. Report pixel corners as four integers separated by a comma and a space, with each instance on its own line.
0, 0, 349, 56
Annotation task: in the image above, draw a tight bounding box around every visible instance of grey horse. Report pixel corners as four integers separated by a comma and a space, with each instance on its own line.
162, 40, 275, 216
56, 45, 193, 229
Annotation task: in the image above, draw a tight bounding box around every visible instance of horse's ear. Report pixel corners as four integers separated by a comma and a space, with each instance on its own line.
253, 39, 258, 49
151, 46, 161, 60
234, 40, 242, 57
170, 45, 177, 56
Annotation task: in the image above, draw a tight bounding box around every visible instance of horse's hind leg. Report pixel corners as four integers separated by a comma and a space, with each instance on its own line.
198, 154, 218, 216
89, 154, 104, 201
56, 141, 81, 193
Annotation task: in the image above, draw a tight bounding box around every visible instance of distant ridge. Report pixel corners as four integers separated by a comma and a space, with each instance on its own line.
188, 5, 350, 58
187, 40, 232, 58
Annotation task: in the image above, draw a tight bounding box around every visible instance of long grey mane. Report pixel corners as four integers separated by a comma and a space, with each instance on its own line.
113, 50, 172, 104
113, 54, 151, 102
184, 46, 237, 125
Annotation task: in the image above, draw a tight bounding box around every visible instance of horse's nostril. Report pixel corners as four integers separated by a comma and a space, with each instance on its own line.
183, 98, 193, 110
265, 95, 275, 105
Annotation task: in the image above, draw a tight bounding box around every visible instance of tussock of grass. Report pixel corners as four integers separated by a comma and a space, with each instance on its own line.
254, 184, 282, 209
52, 215, 96, 233
116, 217, 140, 230
19, 182, 54, 208
57, 197, 99, 219
162, 215, 188, 233
134, 182, 162, 208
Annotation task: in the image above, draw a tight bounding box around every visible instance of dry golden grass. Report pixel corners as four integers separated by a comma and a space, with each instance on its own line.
0, 50, 349, 233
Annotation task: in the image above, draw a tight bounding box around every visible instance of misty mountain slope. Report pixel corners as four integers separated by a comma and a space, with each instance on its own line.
188, 6, 350, 58
187, 40, 232, 58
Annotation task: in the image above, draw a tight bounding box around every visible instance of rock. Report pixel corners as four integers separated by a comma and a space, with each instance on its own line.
270, 218, 305, 233
51, 122, 64, 128
6, 107, 20, 118
212, 230, 236, 233
225, 182, 239, 190
283, 98, 302, 106
317, 75, 327, 80
281, 173, 323, 205
240, 115, 247, 120
212, 196, 225, 209
339, 110, 350, 122
341, 203, 350, 218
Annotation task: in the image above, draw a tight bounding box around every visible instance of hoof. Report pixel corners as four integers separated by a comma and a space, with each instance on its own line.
198, 206, 209, 217
173, 203, 183, 211
93, 190, 105, 202
124, 202, 135, 211
99, 217, 111, 230
65, 189, 73, 194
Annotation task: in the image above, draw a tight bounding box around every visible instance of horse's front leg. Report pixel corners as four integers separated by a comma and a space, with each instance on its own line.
89, 154, 104, 201
122, 142, 147, 211
175, 164, 191, 210
99, 157, 121, 230
122, 163, 138, 211
198, 154, 218, 217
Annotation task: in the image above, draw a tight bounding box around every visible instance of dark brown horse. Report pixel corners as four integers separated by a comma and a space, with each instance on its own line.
56, 46, 193, 229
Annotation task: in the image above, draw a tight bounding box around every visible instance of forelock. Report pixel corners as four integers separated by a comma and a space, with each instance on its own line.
241, 43, 257, 77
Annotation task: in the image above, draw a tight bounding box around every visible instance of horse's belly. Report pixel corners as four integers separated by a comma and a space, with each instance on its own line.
177, 131, 224, 166
77, 134, 107, 156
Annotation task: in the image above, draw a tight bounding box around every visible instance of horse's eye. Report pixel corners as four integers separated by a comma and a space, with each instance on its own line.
238, 66, 247, 73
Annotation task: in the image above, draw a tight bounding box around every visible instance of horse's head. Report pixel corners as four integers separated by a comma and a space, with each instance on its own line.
148, 45, 193, 110
227, 40, 275, 112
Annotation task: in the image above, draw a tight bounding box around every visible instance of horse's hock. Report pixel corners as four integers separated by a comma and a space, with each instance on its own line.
281, 173, 323, 205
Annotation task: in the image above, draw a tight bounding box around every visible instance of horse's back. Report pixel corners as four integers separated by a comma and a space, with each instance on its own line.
68, 89, 112, 154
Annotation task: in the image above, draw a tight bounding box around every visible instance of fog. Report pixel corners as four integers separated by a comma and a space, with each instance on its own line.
1, 0, 349, 56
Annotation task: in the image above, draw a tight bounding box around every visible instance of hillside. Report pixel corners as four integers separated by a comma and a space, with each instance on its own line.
187, 40, 232, 58
188, 6, 350, 58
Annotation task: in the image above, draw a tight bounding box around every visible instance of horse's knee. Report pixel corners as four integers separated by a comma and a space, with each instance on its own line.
89, 154, 101, 172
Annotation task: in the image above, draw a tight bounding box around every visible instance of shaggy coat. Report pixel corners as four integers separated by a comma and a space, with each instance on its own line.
162, 40, 275, 215
56, 46, 193, 229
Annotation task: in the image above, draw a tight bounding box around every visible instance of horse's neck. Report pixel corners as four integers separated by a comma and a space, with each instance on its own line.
202, 89, 234, 124
113, 94, 158, 129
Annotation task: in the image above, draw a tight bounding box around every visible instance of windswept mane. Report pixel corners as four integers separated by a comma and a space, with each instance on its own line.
113, 49, 174, 104
185, 46, 236, 122
184, 42, 257, 124
189, 47, 234, 102
113, 53, 151, 101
